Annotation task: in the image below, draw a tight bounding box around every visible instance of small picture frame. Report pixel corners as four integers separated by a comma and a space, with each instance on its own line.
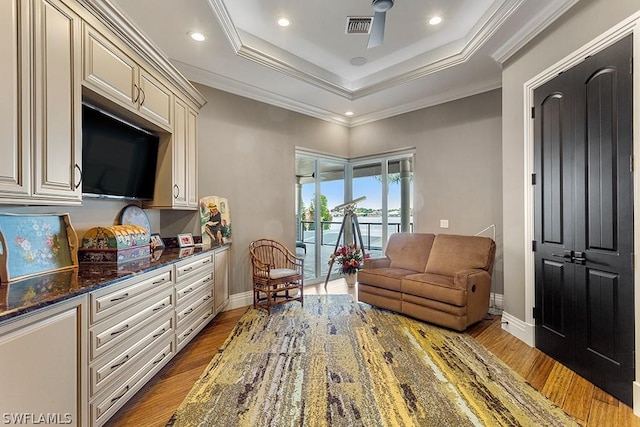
179, 247, 194, 257
177, 233, 194, 247
150, 233, 165, 251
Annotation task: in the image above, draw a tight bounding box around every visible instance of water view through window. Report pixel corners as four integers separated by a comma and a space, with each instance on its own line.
296, 153, 413, 283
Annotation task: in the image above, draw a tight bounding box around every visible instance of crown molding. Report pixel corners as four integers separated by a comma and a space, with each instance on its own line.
175, 59, 502, 128
349, 78, 503, 127
207, 0, 524, 101
491, 0, 580, 64
175, 60, 351, 127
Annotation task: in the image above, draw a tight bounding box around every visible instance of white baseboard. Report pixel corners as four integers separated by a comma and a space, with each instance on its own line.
224, 291, 253, 311
634, 382, 640, 416
501, 310, 535, 347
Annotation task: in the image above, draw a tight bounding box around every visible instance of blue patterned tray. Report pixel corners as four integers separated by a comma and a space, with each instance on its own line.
0, 213, 78, 282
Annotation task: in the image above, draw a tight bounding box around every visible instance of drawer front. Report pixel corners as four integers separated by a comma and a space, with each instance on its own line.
90, 287, 172, 360
91, 339, 173, 427
176, 304, 214, 351
91, 268, 172, 324
175, 271, 213, 304
174, 253, 213, 281
176, 286, 213, 327
90, 314, 173, 396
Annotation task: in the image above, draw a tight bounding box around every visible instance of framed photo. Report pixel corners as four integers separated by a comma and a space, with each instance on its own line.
177, 233, 194, 247
150, 233, 165, 250
179, 247, 194, 257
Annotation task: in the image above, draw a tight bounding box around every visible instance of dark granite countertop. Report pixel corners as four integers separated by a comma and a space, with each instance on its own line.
0, 244, 229, 324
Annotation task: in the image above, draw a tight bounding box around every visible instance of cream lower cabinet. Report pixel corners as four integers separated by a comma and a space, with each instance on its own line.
174, 252, 215, 351
0, 296, 88, 427
0, 0, 83, 205
214, 246, 230, 314
88, 266, 174, 427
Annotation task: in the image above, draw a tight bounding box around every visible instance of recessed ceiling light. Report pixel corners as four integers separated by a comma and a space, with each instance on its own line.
190, 32, 206, 41
345, 111, 354, 117
277, 17, 290, 27
429, 16, 442, 26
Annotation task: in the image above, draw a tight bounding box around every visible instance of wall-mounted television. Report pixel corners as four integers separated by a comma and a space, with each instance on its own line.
82, 103, 159, 201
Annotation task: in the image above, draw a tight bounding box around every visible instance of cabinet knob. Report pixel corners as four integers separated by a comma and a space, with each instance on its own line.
173, 184, 180, 199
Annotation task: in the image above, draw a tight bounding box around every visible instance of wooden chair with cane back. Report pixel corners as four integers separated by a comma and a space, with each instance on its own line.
249, 239, 304, 313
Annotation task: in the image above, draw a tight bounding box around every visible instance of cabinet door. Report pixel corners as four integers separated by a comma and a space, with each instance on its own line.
0, 296, 87, 427
186, 107, 198, 207
172, 98, 188, 207
214, 247, 229, 314
139, 68, 172, 129
32, 0, 82, 202
0, 0, 30, 199
83, 24, 137, 111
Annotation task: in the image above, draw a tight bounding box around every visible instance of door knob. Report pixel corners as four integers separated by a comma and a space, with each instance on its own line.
573, 251, 586, 265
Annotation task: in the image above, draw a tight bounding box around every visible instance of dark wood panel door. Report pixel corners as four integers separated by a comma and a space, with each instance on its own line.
534, 35, 634, 405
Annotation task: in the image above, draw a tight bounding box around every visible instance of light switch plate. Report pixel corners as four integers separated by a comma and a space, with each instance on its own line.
440, 219, 449, 229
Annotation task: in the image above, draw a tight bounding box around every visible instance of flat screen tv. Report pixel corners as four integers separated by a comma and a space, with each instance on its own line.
82, 104, 159, 201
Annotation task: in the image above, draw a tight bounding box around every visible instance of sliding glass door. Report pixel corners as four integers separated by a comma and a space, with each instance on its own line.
296, 151, 413, 283
296, 154, 346, 283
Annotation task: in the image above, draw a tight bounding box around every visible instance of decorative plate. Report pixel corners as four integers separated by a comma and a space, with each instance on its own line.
120, 205, 152, 236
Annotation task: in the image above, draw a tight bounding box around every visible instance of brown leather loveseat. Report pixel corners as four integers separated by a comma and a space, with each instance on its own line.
357, 233, 496, 331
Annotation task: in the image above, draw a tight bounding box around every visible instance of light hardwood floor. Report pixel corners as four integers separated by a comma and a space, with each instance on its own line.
106, 279, 639, 427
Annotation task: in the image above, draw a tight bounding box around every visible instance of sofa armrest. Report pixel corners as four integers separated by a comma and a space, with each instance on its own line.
364, 257, 391, 269
454, 269, 492, 292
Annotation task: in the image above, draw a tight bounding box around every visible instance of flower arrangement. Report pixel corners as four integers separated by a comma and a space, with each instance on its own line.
329, 243, 367, 275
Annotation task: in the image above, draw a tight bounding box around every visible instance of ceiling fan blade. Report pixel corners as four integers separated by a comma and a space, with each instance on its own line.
367, 11, 386, 48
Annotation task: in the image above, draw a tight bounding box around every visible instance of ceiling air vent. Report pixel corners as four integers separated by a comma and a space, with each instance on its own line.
346, 17, 373, 34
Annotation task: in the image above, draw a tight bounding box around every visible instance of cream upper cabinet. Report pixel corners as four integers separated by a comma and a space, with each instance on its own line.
0, 0, 82, 205
32, 0, 83, 203
146, 98, 198, 209
83, 24, 173, 131
0, 0, 30, 199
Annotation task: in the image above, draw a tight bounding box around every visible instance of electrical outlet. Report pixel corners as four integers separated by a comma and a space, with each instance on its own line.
440, 219, 449, 229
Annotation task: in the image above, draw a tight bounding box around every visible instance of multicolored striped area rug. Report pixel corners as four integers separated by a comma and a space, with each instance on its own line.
167, 295, 577, 426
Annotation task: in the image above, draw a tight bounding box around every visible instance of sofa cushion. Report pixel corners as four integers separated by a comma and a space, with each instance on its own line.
425, 234, 495, 277
358, 268, 416, 292
401, 273, 467, 307
386, 233, 435, 273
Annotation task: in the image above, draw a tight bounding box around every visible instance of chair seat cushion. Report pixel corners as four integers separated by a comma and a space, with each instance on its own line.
358, 268, 418, 292
401, 273, 467, 307
257, 268, 299, 279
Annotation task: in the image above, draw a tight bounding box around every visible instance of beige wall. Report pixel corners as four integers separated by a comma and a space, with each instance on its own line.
193, 84, 350, 295
350, 89, 503, 293
501, 0, 640, 319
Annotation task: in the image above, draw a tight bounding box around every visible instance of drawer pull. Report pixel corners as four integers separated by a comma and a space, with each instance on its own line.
110, 293, 129, 302
183, 287, 194, 295
202, 259, 212, 265
110, 355, 129, 370
153, 303, 166, 312
203, 313, 212, 321
153, 328, 166, 339
183, 308, 194, 316
153, 353, 167, 365
110, 385, 129, 404
152, 278, 166, 285
184, 328, 194, 338
202, 295, 211, 302
203, 277, 212, 283
110, 324, 129, 336
183, 266, 193, 272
